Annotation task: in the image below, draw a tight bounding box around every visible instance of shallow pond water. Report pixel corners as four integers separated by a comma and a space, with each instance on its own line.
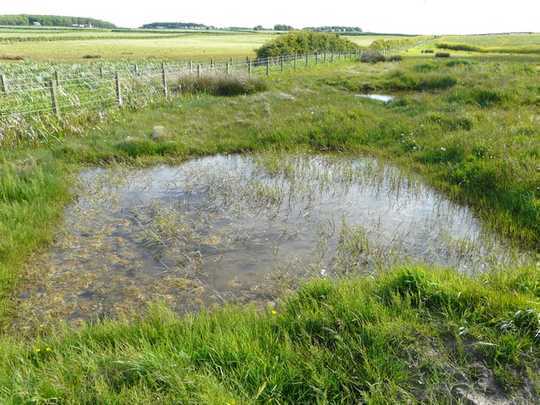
356, 94, 395, 103
15, 154, 529, 329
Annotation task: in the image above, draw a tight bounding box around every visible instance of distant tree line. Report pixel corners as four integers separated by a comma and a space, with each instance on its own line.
0, 15, 116, 28
140, 22, 217, 30
256, 31, 359, 59
303, 26, 363, 33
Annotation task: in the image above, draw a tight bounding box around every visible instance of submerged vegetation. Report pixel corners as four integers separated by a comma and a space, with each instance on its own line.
0, 31, 539, 402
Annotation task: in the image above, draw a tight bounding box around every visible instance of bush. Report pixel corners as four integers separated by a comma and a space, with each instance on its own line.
436, 43, 481, 52
449, 88, 508, 108
175, 75, 268, 97
425, 113, 473, 131
387, 55, 402, 62
360, 51, 386, 64
421, 49, 434, 54
435, 52, 451, 58
256, 31, 358, 59
414, 63, 438, 72
446, 59, 472, 67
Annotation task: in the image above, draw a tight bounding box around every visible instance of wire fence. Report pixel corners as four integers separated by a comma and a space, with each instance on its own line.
0, 51, 364, 119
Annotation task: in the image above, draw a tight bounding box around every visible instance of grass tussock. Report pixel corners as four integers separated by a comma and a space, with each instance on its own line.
175, 75, 268, 97
0, 267, 537, 403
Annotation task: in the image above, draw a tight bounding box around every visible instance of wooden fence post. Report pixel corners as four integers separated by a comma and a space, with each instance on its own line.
280, 56, 284, 72
161, 63, 168, 98
134, 64, 139, 76
211, 58, 215, 69
0, 74, 7, 94
99, 66, 104, 79
197, 64, 201, 79
48, 79, 60, 118
115, 72, 123, 106
247, 58, 252, 77
293, 54, 297, 70
323, 52, 327, 63
315, 52, 318, 64
54, 71, 60, 87
226, 62, 230, 75
266, 59, 270, 76
305, 54, 309, 66
189, 60, 193, 74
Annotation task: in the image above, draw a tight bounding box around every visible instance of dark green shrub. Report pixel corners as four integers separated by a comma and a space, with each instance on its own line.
175, 75, 267, 97
360, 51, 386, 63
256, 31, 358, 59
436, 43, 482, 52
387, 55, 402, 62
421, 49, 435, 54
435, 52, 451, 58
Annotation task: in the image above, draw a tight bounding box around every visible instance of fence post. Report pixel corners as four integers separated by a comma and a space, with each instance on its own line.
266, 59, 270, 76
315, 52, 318, 64
134, 64, 139, 76
54, 71, 60, 87
99, 66, 104, 79
323, 52, 327, 63
0, 74, 7, 94
331, 52, 334, 63
280, 56, 284, 72
247, 58, 252, 77
226, 62, 230, 75
161, 63, 168, 98
211, 58, 214, 69
305, 54, 309, 66
189, 60, 193, 74
115, 72, 123, 106
293, 54, 297, 70
48, 79, 60, 118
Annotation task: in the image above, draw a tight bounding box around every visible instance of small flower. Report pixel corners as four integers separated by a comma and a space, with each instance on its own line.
271, 310, 278, 316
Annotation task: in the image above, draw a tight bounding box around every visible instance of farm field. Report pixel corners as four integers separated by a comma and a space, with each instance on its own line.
0, 31, 539, 403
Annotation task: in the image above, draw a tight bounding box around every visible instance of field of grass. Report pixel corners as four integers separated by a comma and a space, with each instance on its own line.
0, 32, 539, 402
0, 31, 278, 61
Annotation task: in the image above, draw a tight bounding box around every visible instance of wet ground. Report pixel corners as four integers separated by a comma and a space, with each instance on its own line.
14, 154, 530, 330
356, 94, 395, 103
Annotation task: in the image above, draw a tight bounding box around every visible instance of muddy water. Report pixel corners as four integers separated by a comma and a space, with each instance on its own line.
15, 154, 528, 329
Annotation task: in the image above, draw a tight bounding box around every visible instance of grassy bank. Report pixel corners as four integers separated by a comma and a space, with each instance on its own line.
0, 54, 539, 402
0, 266, 538, 402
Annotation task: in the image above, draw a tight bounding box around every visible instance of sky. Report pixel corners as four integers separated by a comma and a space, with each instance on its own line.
1, 0, 539, 34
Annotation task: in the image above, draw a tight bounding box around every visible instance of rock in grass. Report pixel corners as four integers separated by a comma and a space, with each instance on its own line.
151, 126, 168, 141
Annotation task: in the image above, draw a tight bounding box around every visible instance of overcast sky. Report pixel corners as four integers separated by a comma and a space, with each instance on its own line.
1, 0, 538, 34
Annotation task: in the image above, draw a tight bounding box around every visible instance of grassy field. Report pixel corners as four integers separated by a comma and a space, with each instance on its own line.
0, 32, 539, 402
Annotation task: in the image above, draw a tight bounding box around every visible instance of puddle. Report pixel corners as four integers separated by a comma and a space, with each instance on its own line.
356, 94, 395, 103
15, 154, 529, 330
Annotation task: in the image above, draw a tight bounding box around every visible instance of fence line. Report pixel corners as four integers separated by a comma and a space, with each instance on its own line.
0, 51, 364, 118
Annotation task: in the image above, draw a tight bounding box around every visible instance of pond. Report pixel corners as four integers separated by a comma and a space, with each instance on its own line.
356, 94, 395, 103
14, 154, 529, 330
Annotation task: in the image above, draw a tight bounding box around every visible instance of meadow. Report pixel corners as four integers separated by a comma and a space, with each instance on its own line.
0, 30, 538, 403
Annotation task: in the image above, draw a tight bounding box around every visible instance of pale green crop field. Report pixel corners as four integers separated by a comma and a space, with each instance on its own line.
0, 32, 278, 61
438, 33, 540, 47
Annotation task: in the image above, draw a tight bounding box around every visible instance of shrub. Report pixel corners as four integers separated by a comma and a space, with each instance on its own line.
175, 75, 268, 97
449, 88, 508, 108
421, 49, 434, 54
82, 55, 102, 59
387, 55, 402, 62
436, 43, 481, 52
360, 51, 386, 64
435, 52, 451, 58
256, 31, 358, 59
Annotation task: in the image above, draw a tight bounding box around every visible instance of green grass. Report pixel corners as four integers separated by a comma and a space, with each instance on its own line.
0, 45, 539, 402
0, 267, 537, 402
